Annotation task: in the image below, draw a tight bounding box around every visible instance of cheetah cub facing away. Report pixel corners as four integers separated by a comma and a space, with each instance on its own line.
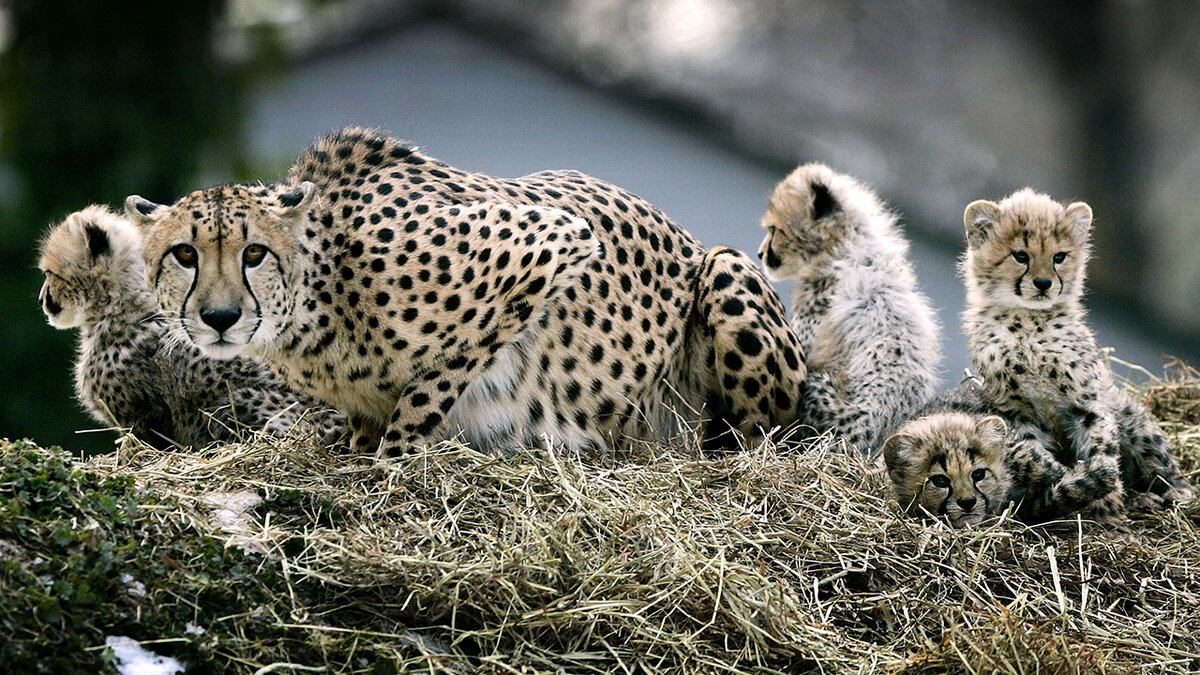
38, 206, 345, 449
883, 379, 1120, 527
128, 127, 806, 457
961, 188, 1192, 524
758, 163, 940, 453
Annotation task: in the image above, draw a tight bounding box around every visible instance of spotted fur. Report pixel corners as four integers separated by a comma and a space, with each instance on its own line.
961, 188, 1192, 527
884, 378, 1120, 527
37, 206, 345, 448
758, 163, 940, 453
130, 127, 806, 456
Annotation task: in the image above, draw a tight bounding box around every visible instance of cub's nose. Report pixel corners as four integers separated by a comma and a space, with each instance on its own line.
201, 307, 242, 334
956, 496, 977, 511
1033, 277, 1052, 292
43, 292, 62, 315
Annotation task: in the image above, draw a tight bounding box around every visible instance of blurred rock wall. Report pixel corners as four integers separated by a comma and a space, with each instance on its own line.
443, 0, 1200, 345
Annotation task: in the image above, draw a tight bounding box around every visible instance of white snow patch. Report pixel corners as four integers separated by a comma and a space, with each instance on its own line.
203, 490, 262, 527
105, 636, 185, 675
120, 573, 147, 598
202, 490, 266, 554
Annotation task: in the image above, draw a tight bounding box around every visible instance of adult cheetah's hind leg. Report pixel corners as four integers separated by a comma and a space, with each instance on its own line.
688, 246, 806, 451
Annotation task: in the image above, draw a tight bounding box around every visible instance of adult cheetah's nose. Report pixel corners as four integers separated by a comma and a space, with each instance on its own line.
1033, 277, 1052, 292
956, 496, 977, 511
200, 306, 242, 334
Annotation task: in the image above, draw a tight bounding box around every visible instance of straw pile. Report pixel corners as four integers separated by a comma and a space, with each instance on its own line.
2, 363, 1198, 673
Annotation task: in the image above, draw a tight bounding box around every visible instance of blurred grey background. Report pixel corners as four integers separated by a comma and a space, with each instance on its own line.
2, 0, 1197, 454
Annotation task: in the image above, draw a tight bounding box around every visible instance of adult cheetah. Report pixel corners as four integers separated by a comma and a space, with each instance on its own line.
128, 128, 806, 456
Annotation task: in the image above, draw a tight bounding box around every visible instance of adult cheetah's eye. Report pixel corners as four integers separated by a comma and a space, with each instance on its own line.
928, 474, 951, 489
243, 244, 268, 267
1052, 251, 1067, 264
171, 244, 197, 268
971, 468, 987, 482
1011, 250, 1029, 264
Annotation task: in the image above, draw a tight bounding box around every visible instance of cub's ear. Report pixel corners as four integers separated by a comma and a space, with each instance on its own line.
809, 181, 838, 221
1064, 201, 1093, 238
974, 415, 1008, 446
83, 223, 110, 258
276, 181, 317, 216
882, 432, 919, 477
963, 199, 1000, 249
124, 196, 164, 228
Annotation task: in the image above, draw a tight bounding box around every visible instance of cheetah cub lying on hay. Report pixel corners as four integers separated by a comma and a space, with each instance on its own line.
127, 127, 806, 457
38, 206, 345, 449
758, 163, 940, 453
883, 378, 1120, 528
960, 188, 1191, 525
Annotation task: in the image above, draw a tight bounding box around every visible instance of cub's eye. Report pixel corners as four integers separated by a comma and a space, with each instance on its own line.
243, 244, 268, 267
971, 468, 987, 482
171, 244, 198, 268
929, 474, 951, 489
1011, 250, 1030, 264
1052, 251, 1067, 264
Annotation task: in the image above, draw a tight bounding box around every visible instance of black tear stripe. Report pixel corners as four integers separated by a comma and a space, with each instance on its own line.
241, 259, 263, 341
937, 488, 953, 515
1014, 267, 1027, 296
179, 260, 199, 336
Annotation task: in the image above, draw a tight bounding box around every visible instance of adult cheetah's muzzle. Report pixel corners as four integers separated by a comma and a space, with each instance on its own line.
200, 307, 242, 334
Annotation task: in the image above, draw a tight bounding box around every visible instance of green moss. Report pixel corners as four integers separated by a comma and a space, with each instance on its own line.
0, 440, 309, 673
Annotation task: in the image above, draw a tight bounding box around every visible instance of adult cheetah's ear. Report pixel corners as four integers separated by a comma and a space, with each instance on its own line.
276, 181, 317, 216
963, 199, 1000, 249
1064, 201, 1093, 239
974, 415, 1007, 447
124, 196, 164, 228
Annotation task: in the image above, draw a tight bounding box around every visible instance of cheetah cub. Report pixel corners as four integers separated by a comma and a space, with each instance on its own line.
38, 206, 345, 449
961, 188, 1192, 525
758, 163, 940, 453
883, 379, 1120, 527
128, 127, 806, 457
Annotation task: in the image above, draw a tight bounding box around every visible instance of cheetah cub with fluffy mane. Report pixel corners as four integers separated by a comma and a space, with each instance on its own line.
38, 206, 344, 449
961, 188, 1191, 525
758, 163, 940, 453
884, 379, 1120, 527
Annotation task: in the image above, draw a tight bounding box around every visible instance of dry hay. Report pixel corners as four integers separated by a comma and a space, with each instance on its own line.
4, 362, 1199, 673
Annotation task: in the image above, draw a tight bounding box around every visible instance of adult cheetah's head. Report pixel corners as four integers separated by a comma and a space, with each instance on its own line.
962, 188, 1092, 310
883, 412, 1011, 529
127, 182, 317, 359
37, 205, 144, 329
757, 162, 883, 280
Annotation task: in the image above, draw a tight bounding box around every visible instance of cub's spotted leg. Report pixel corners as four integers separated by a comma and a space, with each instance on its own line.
1115, 391, 1193, 509
378, 207, 599, 456
689, 246, 806, 450
786, 273, 836, 355
1065, 405, 1130, 527
799, 372, 873, 452
1006, 419, 1121, 525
